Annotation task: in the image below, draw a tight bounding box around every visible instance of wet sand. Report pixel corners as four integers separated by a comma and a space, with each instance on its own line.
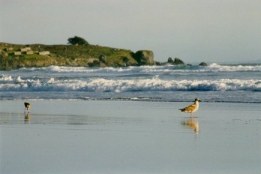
1, 100, 261, 174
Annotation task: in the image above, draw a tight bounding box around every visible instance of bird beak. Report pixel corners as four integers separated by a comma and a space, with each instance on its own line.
198, 100, 202, 102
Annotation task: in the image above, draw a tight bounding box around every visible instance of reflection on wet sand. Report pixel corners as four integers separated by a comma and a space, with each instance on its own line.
182, 117, 199, 133
24, 113, 31, 123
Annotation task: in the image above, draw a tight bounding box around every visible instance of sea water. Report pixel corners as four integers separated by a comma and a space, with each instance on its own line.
1, 64, 261, 174
0, 100, 261, 174
0, 63, 261, 103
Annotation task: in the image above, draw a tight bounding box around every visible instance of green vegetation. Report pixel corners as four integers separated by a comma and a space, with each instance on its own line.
0, 42, 155, 70
0, 36, 195, 70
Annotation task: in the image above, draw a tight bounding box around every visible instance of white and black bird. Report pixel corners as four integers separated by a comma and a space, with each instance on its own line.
24, 102, 31, 121
24, 102, 31, 111
179, 98, 201, 116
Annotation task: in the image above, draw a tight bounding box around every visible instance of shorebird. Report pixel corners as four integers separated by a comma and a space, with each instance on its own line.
24, 102, 31, 121
24, 102, 31, 111
179, 98, 201, 117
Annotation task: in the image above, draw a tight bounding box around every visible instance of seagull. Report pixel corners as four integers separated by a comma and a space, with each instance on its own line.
179, 98, 201, 117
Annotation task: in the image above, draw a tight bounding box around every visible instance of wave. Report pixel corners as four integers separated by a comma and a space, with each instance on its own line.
1, 75, 260, 92
206, 63, 261, 72
14, 63, 261, 74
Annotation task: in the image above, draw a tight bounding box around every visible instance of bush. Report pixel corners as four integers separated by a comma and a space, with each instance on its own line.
68, 36, 89, 45
167, 57, 174, 64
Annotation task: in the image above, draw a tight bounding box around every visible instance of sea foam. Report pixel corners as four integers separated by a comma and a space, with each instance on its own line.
1, 76, 260, 92
15, 63, 261, 74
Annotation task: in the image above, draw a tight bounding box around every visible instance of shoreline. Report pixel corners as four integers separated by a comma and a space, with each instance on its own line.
1, 97, 261, 104
1, 100, 261, 174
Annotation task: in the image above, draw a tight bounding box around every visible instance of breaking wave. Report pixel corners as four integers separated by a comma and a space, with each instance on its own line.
1, 63, 261, 102
207, 63, 261, 72
1, 75, 260, 92
15, 63, 261, 74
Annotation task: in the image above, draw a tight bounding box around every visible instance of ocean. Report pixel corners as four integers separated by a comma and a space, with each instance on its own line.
1, 64, 261, 174
0, 63, 261, 103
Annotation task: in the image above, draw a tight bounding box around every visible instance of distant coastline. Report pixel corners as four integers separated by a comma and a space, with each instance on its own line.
0, 41, 209, 70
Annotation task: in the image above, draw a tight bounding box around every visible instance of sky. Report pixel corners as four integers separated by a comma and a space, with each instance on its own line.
0, 0, 261, 63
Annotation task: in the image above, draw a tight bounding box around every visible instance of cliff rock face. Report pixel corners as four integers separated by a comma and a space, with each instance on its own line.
134, 50, 154, 65
166, 57, 185, 65
173, 58, 185, 65
199, 62, 208, 66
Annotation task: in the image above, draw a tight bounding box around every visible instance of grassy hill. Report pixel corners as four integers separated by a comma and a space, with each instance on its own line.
0, 42, 154, 70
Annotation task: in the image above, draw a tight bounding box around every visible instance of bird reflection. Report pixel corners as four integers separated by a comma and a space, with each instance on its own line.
24, 113, 31, 123
182, 117, 199, 134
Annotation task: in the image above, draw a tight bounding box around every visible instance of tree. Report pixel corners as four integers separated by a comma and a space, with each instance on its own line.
167, 57, 174, 64
68, 36, 89, 45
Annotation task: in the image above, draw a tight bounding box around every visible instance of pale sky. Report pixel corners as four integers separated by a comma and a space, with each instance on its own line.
0, 0, 261, 63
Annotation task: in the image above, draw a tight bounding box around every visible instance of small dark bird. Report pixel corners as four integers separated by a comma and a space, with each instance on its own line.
179, 98, 201, 116
24, 102, 31, 110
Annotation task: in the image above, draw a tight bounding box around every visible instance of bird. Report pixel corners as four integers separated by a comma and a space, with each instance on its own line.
24, 102, 31, 121
179, 98, 201, 117
24, 102, 31, 110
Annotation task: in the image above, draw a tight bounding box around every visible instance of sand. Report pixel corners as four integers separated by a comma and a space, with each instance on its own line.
1, 100, 261, 174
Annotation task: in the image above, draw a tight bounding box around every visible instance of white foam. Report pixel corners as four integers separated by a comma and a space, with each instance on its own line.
16, 63, 261, 74
207, 63, 261, 72
1, 76, 260, 92
0, 75, 13, 81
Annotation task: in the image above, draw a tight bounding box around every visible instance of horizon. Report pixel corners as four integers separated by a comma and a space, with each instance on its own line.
1, 0, 261, 64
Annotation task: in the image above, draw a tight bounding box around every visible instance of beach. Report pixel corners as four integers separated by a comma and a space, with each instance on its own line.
1, 100, 260, 174
2, 0, 261, 173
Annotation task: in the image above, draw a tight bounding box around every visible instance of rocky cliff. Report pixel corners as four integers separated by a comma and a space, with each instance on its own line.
0, 43, 155, 70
